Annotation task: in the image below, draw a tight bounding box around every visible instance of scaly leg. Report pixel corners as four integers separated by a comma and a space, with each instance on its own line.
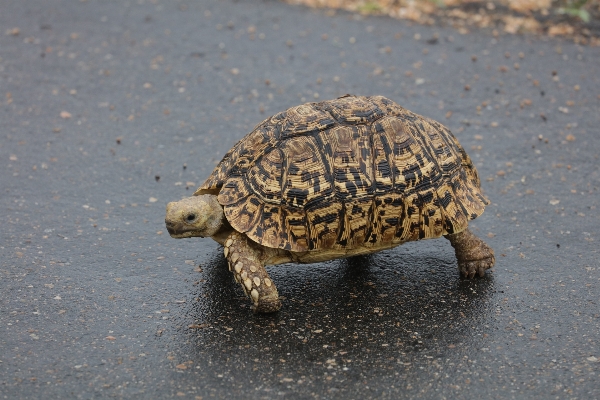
223, 232, 281, 313
445, 228, 495, 278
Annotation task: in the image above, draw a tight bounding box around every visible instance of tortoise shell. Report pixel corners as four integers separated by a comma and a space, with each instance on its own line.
195, 95, 488, 252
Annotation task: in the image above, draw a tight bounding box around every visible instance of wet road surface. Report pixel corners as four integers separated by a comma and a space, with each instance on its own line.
1, 0, 599, 398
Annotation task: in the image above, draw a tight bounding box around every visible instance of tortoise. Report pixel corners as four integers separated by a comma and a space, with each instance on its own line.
165, 95, 495, 313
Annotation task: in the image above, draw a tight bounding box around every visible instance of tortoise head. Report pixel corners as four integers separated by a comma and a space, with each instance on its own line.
165, 194, 225, 238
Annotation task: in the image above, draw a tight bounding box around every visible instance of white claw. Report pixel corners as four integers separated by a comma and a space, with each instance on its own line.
251, 289, 259, 302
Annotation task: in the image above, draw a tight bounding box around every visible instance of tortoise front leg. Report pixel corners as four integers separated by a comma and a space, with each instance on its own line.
223, 232, 281, 313
445, 228, 495, 278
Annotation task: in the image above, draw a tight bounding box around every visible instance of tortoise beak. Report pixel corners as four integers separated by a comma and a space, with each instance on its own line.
165, 219, 178, 236
164, 219, 196, 238
165, 202, 186, 238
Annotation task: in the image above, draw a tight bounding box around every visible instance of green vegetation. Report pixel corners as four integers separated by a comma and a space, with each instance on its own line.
557, 0, 591, 22
358, 1, 383, 14
428, 0, 447, 8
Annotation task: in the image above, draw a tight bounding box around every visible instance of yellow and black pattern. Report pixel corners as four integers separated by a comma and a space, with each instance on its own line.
316, 95, 385, 125
196, 95, 489, 252
277, 104, 336, 138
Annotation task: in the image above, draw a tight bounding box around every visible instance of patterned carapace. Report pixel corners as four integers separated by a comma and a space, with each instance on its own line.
195, 95, 488, 252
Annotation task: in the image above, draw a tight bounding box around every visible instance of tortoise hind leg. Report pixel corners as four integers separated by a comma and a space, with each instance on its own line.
445, 228, 495, 278
223, 232, 281, 313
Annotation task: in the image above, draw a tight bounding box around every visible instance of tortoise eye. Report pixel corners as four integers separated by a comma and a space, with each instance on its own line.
186, 213, 196, 222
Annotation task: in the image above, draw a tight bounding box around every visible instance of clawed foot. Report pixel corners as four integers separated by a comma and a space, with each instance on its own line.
446, 228, 495, 279
458, 255, 495, 278
252, 297, 282, 313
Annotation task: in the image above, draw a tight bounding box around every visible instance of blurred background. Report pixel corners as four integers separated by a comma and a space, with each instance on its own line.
284, 0, 600, 43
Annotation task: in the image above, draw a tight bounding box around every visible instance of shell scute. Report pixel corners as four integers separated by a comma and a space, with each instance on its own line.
247, 149, 284, 204
279, 104, 336, 138
305, 201, 343, 250
196, 120, 277, 196
224, 195, 263, 233
317, 96, 385, 124
327, 125, 374, 201
282, 136, 334, 208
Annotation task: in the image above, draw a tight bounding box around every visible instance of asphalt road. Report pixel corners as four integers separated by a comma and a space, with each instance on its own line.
1, 0, 599, 398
